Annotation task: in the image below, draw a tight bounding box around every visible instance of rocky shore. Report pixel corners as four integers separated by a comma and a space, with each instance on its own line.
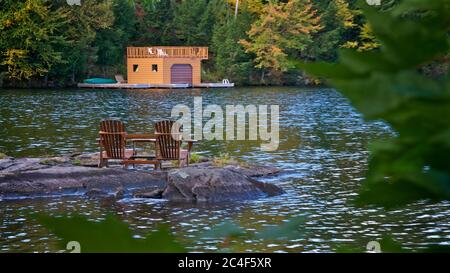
0, 153, 284, 202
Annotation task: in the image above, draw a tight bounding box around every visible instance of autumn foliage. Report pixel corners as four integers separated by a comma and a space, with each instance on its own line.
240, 0, 322, 78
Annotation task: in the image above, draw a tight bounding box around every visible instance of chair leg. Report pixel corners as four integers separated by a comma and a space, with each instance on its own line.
99, 145, 104, 168
179, 158, 188, 168
99, 152, 103, 168
99, 159, 107, 168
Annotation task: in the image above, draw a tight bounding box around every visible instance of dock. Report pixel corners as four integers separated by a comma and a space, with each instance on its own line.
193, 82, 235, 88
77, 82, 235, 89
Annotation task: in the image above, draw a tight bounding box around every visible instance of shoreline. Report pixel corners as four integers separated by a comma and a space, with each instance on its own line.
0, 84, 327, 90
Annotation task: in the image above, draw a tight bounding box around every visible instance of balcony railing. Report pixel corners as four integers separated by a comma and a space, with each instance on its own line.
127, 46, 208, 59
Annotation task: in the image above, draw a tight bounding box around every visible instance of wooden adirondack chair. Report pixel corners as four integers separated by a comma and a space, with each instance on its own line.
115, 74, 127, 84
100, 119, 125, 133
99, 120, 160, 169
155, 120, 194, 168
155, 120, 176, 134
98, 120, 134, 168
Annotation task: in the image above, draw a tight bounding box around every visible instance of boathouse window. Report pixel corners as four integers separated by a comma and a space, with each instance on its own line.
152, 64, 158, 72
133, 64, 139, 72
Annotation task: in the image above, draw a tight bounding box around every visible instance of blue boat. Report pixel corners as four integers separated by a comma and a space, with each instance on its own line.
83, 78, 117, 84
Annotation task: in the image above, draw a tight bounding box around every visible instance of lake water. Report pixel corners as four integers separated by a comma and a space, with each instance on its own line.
0, 87, 449, 253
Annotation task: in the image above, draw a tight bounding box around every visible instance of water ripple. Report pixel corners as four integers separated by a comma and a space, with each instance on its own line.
0, 87, 449, 252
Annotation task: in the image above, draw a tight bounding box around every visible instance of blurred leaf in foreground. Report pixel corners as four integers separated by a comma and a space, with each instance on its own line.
336, 236, 407, 253
37, 214, 186, 253
256, 217, 306, 240
297, 0, 450, 208
200, 217, 305, 241
200, 221, 247, 239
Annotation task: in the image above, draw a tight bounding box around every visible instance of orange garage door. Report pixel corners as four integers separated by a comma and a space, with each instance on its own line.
171, 64, 193, 84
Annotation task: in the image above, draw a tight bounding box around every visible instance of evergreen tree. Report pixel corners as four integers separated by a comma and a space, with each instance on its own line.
134, 0, 176, 45
95, 0, 136, 76
308, 0, 355, 62
211, 1, 255, 85
48, 0, 114, 84
172, 0, 211, 45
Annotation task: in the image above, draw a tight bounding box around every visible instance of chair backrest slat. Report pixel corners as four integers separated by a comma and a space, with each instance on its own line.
100, 132, 126, 159
157, 134, 180, 160
155, 120, 175, 134
101, 120, 125, 133
99, 120, 126, 159
155, 120, 181, 160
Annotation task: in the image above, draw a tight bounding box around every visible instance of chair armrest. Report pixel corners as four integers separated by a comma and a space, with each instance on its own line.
127, 133, 156, 140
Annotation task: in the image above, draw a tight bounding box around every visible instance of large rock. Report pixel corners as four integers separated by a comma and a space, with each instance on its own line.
224, 164, 282, 177
0, 166, 166, 198
0, 154, 284, 202
0, 158, 46, 172
191, 162, 282, 177
163, 167, 284, 202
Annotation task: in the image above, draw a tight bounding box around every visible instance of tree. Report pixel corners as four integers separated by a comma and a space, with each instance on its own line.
172, 0, 212, 45
240, 0, 322, 81
133, 0, 177, 45
211, 1, 255, 85
307, 0, 354, 62
95, 0, 136, 75
0, 0, 67, 82
53, 0, 114, 84
337, 0, 401, 52
227, 0, 266, 16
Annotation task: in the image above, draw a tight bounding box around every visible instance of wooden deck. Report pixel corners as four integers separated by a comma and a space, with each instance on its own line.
127, 46, 208, 60
193, 83, 235, 88
77, 82, 234, 89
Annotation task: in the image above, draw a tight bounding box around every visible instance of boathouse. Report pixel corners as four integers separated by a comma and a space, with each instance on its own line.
127, 46, 208, 85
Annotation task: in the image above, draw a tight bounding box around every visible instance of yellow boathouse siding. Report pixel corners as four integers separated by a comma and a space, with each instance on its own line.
126, 46, 207, 85
127, 58, 165, 84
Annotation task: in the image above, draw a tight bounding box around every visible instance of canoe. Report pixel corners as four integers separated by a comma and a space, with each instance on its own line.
83, 78, 117, 84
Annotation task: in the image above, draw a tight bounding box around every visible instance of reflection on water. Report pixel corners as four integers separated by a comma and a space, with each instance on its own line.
0, 87, 449, 253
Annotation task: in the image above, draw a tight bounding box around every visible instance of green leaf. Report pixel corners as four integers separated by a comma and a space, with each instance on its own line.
36, 214, 186, 253
298, 0, 450, 208
256, 217, 306, 240
199, 221, 246, 239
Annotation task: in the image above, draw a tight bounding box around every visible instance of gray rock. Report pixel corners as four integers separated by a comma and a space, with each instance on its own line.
191, 162, 282, 177
134, 189, 165, 199
115, 188, 125, 199
0, 166, 167, 198
0, 158, 47, 172
85, 188, 110, 198
0, 158, 15, 170
70, 153, 100, 167
0, 153, 284, 202
162, 167, 284, 202
224, 164, 282, 177
39, 157, 71, 166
